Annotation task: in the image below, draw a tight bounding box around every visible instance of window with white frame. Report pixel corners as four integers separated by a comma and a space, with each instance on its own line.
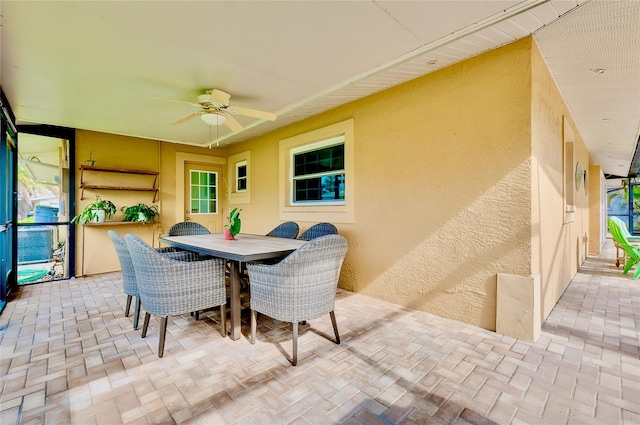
227, 151, 250, 204
236, 160, 247, 193
291, 137, 344, 205
279, 119, 354, 223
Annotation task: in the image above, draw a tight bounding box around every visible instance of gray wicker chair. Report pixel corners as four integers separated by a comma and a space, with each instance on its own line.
167, 221, 210, 236
266, 222, 299, 239
125, 234, 227, 357
108, 230, 196, 330
298, 222, 338, 241
247, 234, 348, 365
165, 221, 211, 265
238, 222, 300, 279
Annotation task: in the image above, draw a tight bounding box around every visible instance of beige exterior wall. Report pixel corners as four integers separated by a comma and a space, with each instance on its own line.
74, 130, 226, 275
227, 38, 536, 330
530, 40, 592, 321
157, 142, 227, 235
74, 36, 598, 333
589, 164, 605, 255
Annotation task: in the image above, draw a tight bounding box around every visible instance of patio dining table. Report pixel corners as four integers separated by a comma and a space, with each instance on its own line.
158, 232, 306, 340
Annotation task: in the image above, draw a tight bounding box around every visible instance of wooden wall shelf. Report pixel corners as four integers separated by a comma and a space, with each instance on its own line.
82, 221, 157, 226
79, 165, 159, 202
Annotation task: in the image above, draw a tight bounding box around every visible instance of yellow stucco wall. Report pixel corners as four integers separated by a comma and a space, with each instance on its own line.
588, 164, 604, 255
530, 40, 591, 320
157, 142, 227, 236
227, 38, 536, 330
75, 131, 160, 275
74, 36, 595, 333
74, 130, 225, 275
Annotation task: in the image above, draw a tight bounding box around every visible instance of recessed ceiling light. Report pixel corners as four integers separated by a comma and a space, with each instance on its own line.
426, 60, 438, 66
602, 118, 610, 121
591, 68, 606, 75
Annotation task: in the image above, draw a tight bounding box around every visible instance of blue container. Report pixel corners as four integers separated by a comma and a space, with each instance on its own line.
18, 226, 54, 263
34, 205, 58, 223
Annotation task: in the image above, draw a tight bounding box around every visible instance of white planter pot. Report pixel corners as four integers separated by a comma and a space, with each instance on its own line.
138, 212, 147, 222
92, 209, 106, 223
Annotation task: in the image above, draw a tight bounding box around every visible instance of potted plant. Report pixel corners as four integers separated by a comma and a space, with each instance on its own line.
121, 203, 159, 223
71, 195, 117, 224
224, 207, 242, 240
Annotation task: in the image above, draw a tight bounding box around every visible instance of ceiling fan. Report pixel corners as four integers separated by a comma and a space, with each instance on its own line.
169, 89, 277, 133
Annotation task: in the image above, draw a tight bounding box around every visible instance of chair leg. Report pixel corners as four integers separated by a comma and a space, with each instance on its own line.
330, 310, 340, 344
220, 304, 227, 337
623, 259, 634, 275
158, 316, 168, 358
124, 295, 132, 317
133, 296, 141, 330
250, 309, 257, 344
292, 322, 298, 366
141, 312, 151, 337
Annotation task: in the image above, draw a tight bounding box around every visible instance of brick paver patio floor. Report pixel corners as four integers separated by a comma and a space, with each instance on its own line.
1, 239, 638, 424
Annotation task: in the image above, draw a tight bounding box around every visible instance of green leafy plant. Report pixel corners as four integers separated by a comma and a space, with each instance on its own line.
71, 195, 117, 224
226, 207, 242, 237
121, 203, 159, 223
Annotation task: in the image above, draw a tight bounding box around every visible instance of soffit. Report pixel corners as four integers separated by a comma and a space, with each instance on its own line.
2, 1, 639, 177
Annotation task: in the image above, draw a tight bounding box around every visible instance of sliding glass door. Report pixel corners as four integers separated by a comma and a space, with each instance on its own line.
16, 125, 75, 285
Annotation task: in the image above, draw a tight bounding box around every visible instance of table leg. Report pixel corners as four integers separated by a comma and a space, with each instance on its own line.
229, 260, 242, 340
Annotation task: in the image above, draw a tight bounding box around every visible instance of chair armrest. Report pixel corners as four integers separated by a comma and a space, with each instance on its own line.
161, 250, 199, 262
156, 247, 200, 261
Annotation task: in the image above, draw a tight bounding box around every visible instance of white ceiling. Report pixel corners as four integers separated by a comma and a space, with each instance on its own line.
1, 0, 639, 177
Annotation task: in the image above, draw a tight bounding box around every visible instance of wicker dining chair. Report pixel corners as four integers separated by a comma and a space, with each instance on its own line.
108, 230, 197, 330
298, 222, 338, 241
237, 222, 300, 281
266, 222, 299, 239
125, 234, 227, 357
247, 234, 348, 365
167, 221, 210, 236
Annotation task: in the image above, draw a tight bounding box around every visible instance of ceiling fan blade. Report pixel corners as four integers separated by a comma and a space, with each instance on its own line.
210, 89, 231, 106
232, 106, 277, 121
223, 113, 244, 133
172, 112, 199, 125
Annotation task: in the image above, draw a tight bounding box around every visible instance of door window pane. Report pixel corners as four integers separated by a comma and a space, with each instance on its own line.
189, 170, 218, 214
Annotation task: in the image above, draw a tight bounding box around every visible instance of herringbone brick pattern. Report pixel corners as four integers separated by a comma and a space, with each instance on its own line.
0, 239, 638, 424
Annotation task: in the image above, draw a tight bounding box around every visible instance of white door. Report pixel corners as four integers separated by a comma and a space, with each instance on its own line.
184, 163, 223, 233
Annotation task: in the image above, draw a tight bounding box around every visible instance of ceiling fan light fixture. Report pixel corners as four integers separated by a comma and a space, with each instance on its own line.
201, 112, 227, 126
